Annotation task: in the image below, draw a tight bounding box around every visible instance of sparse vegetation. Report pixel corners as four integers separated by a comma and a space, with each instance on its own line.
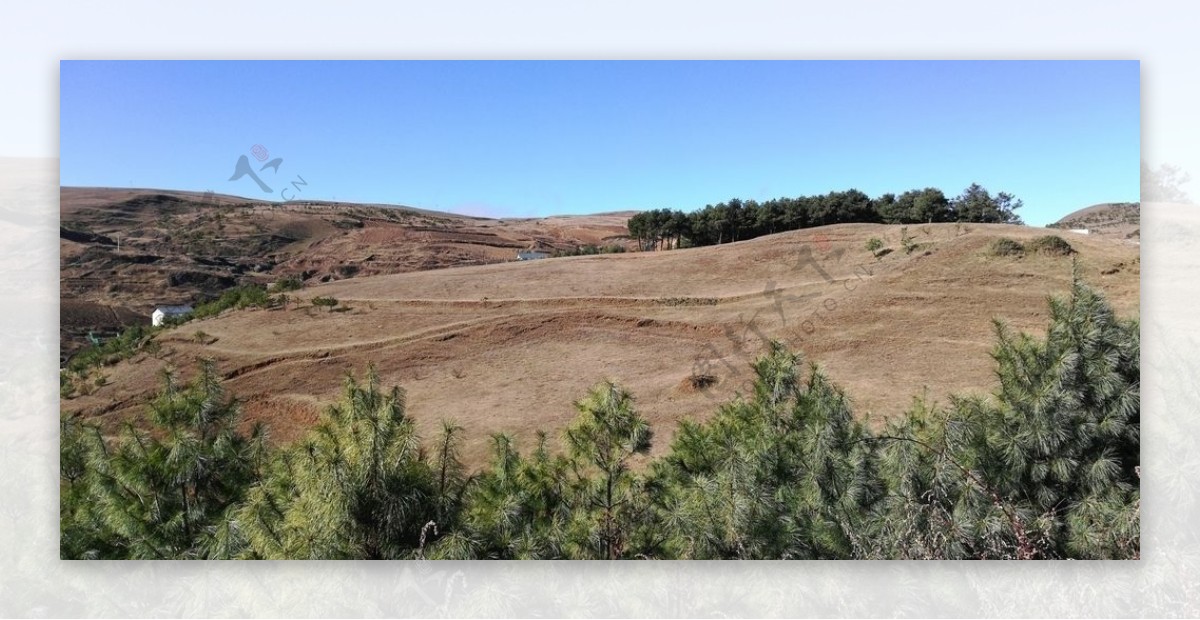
865, 237, 884, 254
686, 373, 717, 390
312, 296, 339, 311
62, 277, 1138, 560
552, 244, 628, 257
270, 276, 304, 292
1028, 235, 1075, 256
186, 285, 277, 322
66, 324, 156, 374
900, 227, 920, 254
990, 237, 1026, 257
658, 297, 719, 307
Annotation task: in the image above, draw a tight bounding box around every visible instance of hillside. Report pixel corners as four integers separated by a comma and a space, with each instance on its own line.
60, 187, 634, 358
1049, 201, 1140, 240
61, 221, 1140, 467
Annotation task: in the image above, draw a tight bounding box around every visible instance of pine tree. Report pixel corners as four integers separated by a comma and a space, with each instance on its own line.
231, 366, 441, 559
655, 342, 882, 559
431, 432, 573, 559
60, 360, 264, 559
869, 271, 1139, 559
561, 381, 657, 559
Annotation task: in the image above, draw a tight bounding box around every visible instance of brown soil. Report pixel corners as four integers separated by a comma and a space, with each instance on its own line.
63, 221, 1140, 468
59, 187, 635, 358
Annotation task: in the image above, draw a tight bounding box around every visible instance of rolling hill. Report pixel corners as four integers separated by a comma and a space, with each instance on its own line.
59, 187, 635, 358
61, 220, 1140, 467
1049, 201, 1140, 240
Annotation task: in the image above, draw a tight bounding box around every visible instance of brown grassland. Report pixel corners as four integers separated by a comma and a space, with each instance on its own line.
61, 216, 1139, 468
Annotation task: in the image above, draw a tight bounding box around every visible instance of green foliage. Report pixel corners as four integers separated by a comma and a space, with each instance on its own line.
60, 372, 78, 399
62, 277, 1137, 560
311, 296, 339, 311
552, 244, 627, 257
434, 432, 573, 559
627, 184, 1019, 249
188, 284, 276, 321
562, 382, 658, 559
66, 324, 155, 374
653, 343, 882, 559
950, 183, 1024, 224
270, 276, 304, 292
990, 238, 1026, 257
865, 237, 884, 254
60, 360, 265, 559
231, 367, 444, 559
867, 274, 1139, 559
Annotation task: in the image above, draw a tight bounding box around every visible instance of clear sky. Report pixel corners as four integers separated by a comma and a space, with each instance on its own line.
60, 60, 1139, 226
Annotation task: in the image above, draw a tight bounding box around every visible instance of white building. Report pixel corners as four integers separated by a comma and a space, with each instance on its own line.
152, 305, 193, 327
1067, 228, 1090, 235
517, 250, 550, 261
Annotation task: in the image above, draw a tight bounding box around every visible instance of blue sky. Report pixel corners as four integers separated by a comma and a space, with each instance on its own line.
60, 60, 1139, 226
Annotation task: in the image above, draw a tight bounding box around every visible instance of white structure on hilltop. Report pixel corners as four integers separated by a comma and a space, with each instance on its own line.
152, 305, 193, 327
1068, 228, 1090, 235
517, 250, 550, 261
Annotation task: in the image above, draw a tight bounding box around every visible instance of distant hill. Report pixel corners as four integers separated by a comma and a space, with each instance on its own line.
1048, 202, 1140, 241
60, 187, 635, 357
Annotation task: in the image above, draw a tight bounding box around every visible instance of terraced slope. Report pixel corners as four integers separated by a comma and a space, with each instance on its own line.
62, 222, 1139, 466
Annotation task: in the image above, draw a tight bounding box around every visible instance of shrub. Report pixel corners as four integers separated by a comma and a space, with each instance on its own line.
989, 238, 1026, 257
60, 373, 77, 399
865, 238, 884, 254
66, 325, 155, 373
270, 276, 304, 292
312, 296, 339, 311
552, 244, 628, 258
686, 373, 717, 390
900, 227, 920, 254
1028, 235, 1075, 256
190, 285, 274, 320
193, 330, 218, 344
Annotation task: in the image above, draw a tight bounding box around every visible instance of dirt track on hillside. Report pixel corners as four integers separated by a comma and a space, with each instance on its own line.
63, 222, 1140, 466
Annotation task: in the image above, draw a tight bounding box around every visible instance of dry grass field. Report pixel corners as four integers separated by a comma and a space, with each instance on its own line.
62, 219, 1140, 467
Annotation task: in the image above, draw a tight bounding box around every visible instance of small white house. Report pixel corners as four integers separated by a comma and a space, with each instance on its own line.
517, 250, 550, 261
1067, 228, 1090, 235
152, 305, 193, 327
